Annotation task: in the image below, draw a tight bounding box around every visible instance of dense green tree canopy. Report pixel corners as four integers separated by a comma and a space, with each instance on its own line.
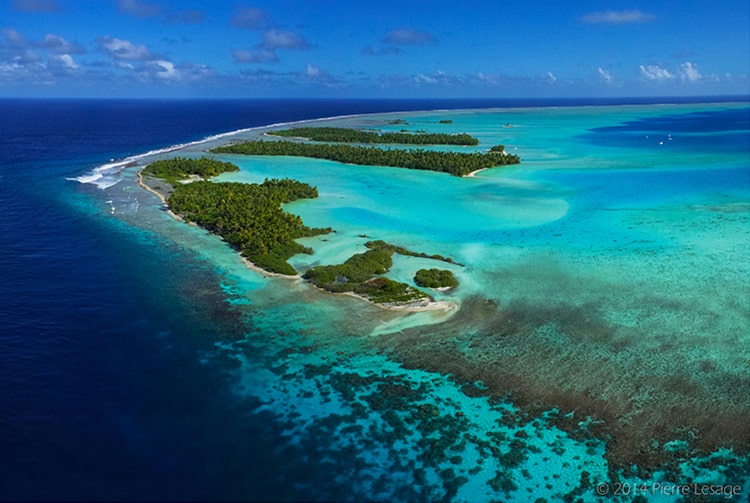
140, 152, 467, 302
364, 240, 462, 266
303, 246, 428, 304
303, 240, 461, 303
167, 178, 330, 275
267, 127, 479, 146
211, 141, 520, 177
141, 156, 239, 183
414, 269, 459, 288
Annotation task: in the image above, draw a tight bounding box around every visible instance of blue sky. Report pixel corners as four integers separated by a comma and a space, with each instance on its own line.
1, 0, 748, 98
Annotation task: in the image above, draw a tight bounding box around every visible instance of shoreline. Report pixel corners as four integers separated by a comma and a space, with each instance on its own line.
138, 168, 303, 280
74, 99, 747, 191
136, 170, 184, 222
465, 168, 487, 177
377, 298, 458, 313
137, 168, 453, 313
312, 286, 458, 313
239, 256, 302, 280
99, 100, 748, 480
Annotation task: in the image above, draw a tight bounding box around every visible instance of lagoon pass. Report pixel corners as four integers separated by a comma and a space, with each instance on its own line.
88, 101, 749, 501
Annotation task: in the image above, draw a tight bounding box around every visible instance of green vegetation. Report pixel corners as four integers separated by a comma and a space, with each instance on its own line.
414, 269, 458, 289
439, 119, 454, 124
139, 157, 462, 305
141, 156, 238, 184
303, 240, 460, 303
267, 126, 479, 146
211, 140, 520, 177
167, 178, 331, 275
303, 246, 428, 304
364, 240, 463, 266
140, 157, 327, 275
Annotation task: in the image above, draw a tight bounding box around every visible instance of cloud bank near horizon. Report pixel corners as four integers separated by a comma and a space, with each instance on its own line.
0, 1, 747, 98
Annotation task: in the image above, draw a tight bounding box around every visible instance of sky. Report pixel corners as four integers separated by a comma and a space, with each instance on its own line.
0, 0, 748, 99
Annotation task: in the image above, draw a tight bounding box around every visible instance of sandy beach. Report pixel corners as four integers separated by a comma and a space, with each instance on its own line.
464, 168, 486, 177
239, 256, 302, 280
319, 288, 458, 313
136, 170, 184, 222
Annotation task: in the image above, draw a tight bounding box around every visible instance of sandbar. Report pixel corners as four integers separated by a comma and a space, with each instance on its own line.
316, 288, 458, 313
137, 170, 183, 222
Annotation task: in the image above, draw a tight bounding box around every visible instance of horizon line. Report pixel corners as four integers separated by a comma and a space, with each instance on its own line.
1, 94, 748, 102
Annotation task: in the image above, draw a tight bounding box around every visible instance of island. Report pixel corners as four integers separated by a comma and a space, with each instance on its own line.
138, 157, 456, 311
303, 241, 457, 309
266, 126, 479, 146
414, 268, 459, 289
141, 157, 331, 276
141, 156, 239, 183
210, 140, 519, 177
168, 178, 332, 276
303, 245, 424, 304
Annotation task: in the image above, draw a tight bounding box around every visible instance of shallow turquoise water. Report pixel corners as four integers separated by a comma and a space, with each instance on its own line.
107, 102, 749, 501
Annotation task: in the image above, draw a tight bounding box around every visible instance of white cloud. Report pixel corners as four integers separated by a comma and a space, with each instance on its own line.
262, 29, 310, 50
1, 29, 40, 67
639, 62, 705, 84
384, 70, 578, 92
95, 35, 212, 83
415, 73, 438, 84
302, 64, 342, 86
411, 71, 455, 86
98, 37, 154, 61
0, 27, 220, 88
640, 64, 674, 81
582, 10, 655, 24
150, 60, 177, 79
3, 28, 26, 47
54, 53, 79, 69
475, 72, 494, 83
136, 60, 213, 83
305, 63, 323, 78
597, 67, 614, 84
233, 28, 309, 65
680, 62, 702, 82
40, 34, 84, 54
0, 62, 21, 75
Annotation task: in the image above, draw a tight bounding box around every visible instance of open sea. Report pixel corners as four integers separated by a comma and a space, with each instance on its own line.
1, 97, 748, 502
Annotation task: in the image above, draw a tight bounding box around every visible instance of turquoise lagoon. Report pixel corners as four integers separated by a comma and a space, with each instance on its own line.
107, 102, 749, 501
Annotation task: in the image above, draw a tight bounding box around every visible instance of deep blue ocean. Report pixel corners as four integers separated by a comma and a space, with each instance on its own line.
1, 96, 747, 501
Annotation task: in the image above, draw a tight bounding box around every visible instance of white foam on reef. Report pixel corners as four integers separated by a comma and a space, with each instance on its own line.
67, 111, 392, 190
68, 159, 128, 189
67, 135, 230, 189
